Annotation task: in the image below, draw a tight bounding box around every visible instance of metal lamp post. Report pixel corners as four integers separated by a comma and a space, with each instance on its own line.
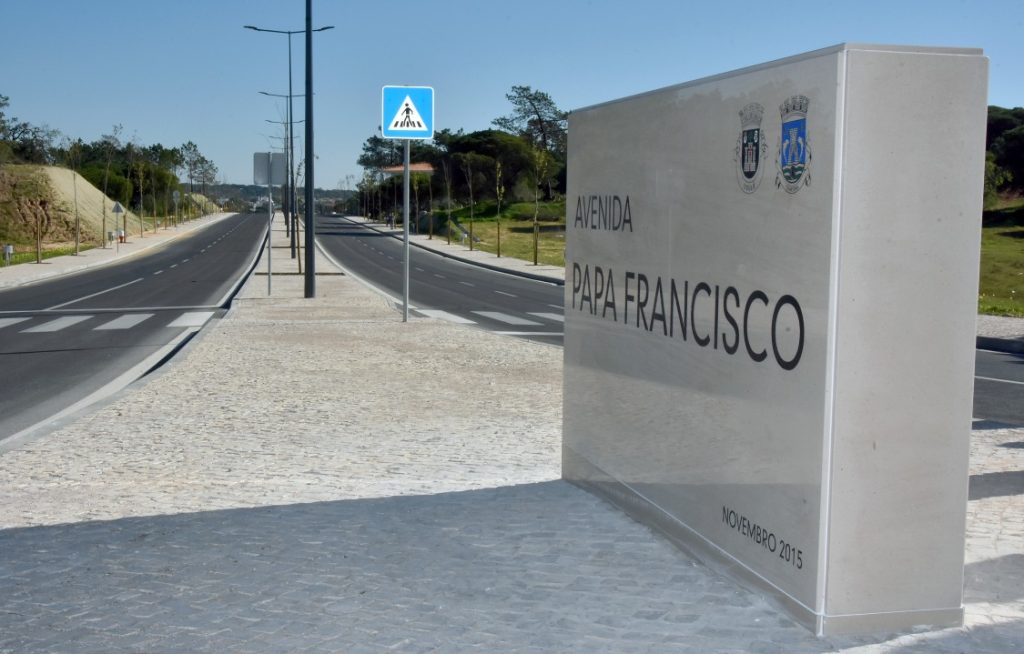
244, 23, 333, 269
260, 93, 308, 259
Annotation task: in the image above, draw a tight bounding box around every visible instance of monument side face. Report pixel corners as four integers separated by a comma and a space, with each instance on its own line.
821, 47, 987, 633
562, 43, 987, 636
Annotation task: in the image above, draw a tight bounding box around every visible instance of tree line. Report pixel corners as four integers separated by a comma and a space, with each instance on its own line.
985, 105, 1023, 208
1, 93, 217, 216
355, 95, 1024, 218
353, 85, 567, 224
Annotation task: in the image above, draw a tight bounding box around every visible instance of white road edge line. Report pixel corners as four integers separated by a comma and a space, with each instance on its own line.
45, 277, 144, 310
975, 374, 1024, 387
494, 331, 564, 336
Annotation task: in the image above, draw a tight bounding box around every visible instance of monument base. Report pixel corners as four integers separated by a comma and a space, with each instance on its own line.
563, 445, 964, 637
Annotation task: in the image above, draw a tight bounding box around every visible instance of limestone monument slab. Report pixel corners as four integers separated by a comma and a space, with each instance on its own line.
562, 43, 988, 636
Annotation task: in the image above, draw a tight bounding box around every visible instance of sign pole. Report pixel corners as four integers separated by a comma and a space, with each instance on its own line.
382, 85, 434, 324
403, 140, 410, 322
267, 182, 273, 296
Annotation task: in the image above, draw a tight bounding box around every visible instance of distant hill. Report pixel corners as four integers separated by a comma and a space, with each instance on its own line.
207, 183, 354, 207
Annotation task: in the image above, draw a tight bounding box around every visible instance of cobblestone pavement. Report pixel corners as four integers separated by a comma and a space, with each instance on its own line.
0, 221, 1021, 652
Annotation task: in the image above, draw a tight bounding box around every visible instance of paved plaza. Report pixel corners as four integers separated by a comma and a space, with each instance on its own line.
0, 217, 1021, 652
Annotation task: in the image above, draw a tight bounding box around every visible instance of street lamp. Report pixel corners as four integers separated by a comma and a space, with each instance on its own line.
264, 116, 304, 253
244, 23, 333, 273
260, 90, 309, 259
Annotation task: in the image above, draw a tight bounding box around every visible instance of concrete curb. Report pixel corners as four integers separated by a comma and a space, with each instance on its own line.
977, 336, 1024, 355
340, 217, 565, 286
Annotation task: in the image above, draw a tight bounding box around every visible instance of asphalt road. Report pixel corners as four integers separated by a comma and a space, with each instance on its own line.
0, 213, 265, 442
316, 217, 565, 345
319, 217, 1024, 426
974, 348, 1024, 425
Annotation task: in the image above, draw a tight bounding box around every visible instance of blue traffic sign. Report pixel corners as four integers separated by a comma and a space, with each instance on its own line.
381, 86, 434, 139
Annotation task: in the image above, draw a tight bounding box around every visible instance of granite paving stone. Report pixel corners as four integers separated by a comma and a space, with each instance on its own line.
0, 220, 1021, 652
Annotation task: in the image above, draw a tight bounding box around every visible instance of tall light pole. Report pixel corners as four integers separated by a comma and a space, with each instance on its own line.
244, 22, 333, 275
261, 92, 307, 259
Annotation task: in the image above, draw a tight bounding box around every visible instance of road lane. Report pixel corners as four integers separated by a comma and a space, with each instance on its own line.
316, 217, 564, 344
0, 213, 265, 442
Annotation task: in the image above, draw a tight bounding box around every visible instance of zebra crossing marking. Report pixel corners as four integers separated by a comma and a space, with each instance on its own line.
416, 309, 476, 324
22, 315, 93, 333
471, 311, 542, 326
0, 317, 31, 330
167, 311, 216, 328
528, 312, 564, 323
94, 314, 155, 331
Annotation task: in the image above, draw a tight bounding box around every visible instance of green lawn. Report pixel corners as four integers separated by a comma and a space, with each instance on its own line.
429, 195, 1024, 309
979, 197, 1024, 316
430, 200, 567, 267
5, 243, 97, 266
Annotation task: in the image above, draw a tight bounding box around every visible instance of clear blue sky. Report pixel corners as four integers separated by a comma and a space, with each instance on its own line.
2, 0, 1021, 188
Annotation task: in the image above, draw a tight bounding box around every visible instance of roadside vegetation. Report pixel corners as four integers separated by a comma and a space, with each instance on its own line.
440, 199, 566, 267
350, 86, 568, 268
0, 93, 219, 258
982, 106, 1024, 316
979, 195, 1024, 316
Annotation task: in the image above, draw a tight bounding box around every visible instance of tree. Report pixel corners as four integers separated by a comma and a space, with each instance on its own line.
197, 156, 217, 197
991, 124, 1024, 192
180, 141, 201, 193
59, 137, 85, 251
987, 106, 1024, 150
455, 152, 491, 250
495, 159, 505, 257
984, 151, 1012, 209
493, 86, 568, 199
492, 85, 568, 157
356, 135, 401, 170
100, 124, 122, 244
528, 145, 552, 265
0, 94, 59, 165
431, 129, 460, 243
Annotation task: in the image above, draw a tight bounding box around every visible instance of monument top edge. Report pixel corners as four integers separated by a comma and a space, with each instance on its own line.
571, 43, 985, 116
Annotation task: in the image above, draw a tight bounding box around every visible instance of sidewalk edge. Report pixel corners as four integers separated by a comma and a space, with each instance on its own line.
977, 335, 1024, 354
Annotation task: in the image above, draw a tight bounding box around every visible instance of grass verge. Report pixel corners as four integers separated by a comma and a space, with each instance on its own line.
5, 243, 98, 266
434, 200, 566, 267
979, 196, 1024, 316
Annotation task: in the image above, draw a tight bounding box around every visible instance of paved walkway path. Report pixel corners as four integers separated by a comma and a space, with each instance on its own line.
0, 216, 1020, 652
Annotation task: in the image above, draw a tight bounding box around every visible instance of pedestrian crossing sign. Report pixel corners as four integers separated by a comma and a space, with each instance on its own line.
382, 86, 434, 139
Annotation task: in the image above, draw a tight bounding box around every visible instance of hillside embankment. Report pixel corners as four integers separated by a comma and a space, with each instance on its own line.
0, 164, 216, 253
